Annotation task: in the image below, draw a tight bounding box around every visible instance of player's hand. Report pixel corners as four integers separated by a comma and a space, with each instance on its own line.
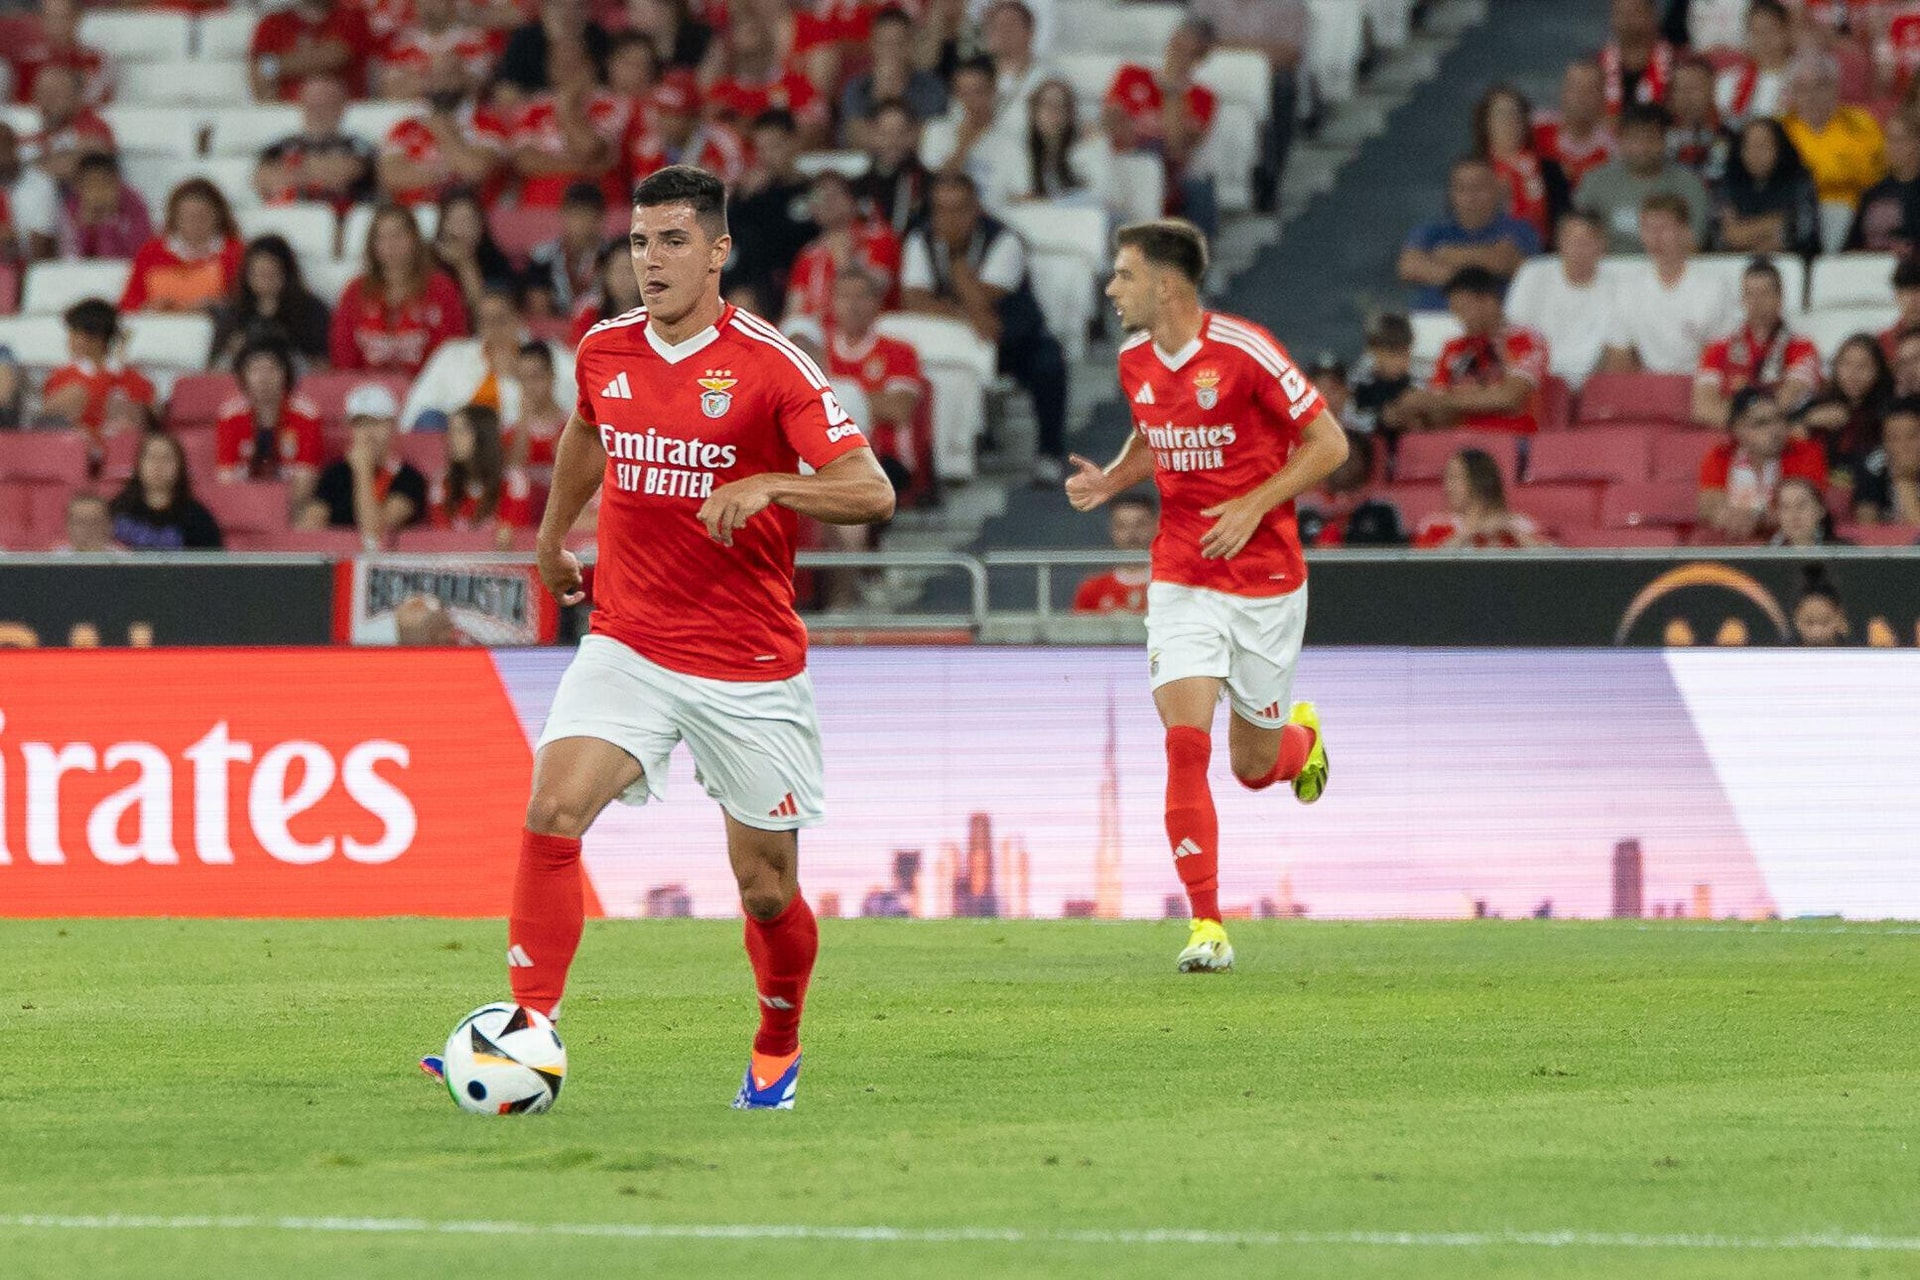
537, 540, 586, 606
698, 475, 778, 547
1198, 493, 1269, 560
1063, 454, 1113, 511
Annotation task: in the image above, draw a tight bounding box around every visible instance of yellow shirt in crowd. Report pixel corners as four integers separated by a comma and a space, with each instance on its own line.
1784, 106, 1886, 205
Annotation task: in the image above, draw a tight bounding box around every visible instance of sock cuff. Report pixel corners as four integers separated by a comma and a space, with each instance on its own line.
747, 891, 812, 933
522, 828, 584, 861
1165, 724, 1212, 764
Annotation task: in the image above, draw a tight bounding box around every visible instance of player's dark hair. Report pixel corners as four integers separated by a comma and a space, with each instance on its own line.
1728, 385, 1777, 424
1893, 255, 1920, 290
1114, 218, 1209, 286
1444, 265, 1503, 298
517, 339, 555, 370
1639, 191, 1692, 224
63, 297, 119, 342
1743, 256, 1783, 292
1619, 101, 1672, 132
1111, 490, 1157, 515
235, 337, 297, 393
632, 164, 729, 239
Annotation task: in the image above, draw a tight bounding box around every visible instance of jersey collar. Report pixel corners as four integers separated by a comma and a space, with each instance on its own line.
1153, 333, 1204, 371
645, 304, 730, 364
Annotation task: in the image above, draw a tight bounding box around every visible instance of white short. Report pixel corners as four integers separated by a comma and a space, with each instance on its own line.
536, 634, 827, 831
1144, 581, 1308, 728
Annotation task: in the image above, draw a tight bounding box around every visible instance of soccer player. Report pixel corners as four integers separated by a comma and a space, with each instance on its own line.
1066, 219, 1348, 973
423, 166, 895, 1109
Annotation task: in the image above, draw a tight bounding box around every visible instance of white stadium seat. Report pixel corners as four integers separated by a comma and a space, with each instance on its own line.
118, 61, 250, 107
876, 312, 997, 482
98, 106, 206, 157
1409, 309, 1463, 376
795, 150, 869, 179
79, 11, 193, 63
206, 106, 304, 158
1808, 253, 1898, 310
1026, 248, 1097, 363
342, 101, 417, 144
999, 203, 1105, 275
239, 203, 339, 262
1368, 0, 1416, 49
119, 154, 199, 208
1197, 50, 1272, 126
21, 260, 134, 316
1061, 1, 1183, 59
1054, 52, 1122, 110
1307, 0, 1365, 104
1201, 100, 1259, 212
301, 254, 359, 304
1799, 305, 1898, 360
196, 10, 260, 61
1108, 151, 1165, 225
0, 315, 77, 368
123, 313, 216, 369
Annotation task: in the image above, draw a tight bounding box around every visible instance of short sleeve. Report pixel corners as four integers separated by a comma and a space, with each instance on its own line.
1244, 333, 1327, 428
1695, 339, 1726, 385
1698, 444, 1731, 490
572, 341, 598, 425
773, 343, 870, 470
293, 415, 324, 466
978, 231, 1025, 291
1507, 331, 1548, 385
900, 235, 935, 293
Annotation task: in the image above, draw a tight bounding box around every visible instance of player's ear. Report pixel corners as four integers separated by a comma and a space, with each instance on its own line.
710, 232, 732, 271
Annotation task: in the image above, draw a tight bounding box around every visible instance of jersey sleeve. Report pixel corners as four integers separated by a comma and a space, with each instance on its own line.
771, 340, 871, 469
572, 335, 599, 425
1698, 443, 1732, 490
1244, 332, 1327, 429
1784, 336, 1822, 388
1505, 330, 1548, 386
214, 413, 246, 468
291, 412, 324, 466
1695, 338, 1728, 387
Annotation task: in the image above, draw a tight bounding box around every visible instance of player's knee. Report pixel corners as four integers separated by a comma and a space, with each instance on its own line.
524, 789, 595, 839
1230, 744, 1277, 785
739, 882, 792, 922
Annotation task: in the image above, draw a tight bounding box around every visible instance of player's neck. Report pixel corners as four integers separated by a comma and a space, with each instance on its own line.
648, 294, 726, 347
1150, 299, 1205, 358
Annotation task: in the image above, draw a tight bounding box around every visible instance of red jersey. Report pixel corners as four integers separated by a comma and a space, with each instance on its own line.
428, 466, 536, 528
118, 236, 244, 313
1104, 65, 1218, 142
379, 23, 498, 87
626, 120, 748, 188
1073, 567, 1150, 614
1430, 325, 1550, 434
1411, 512, 1543, 549
251, 4, 379, 99
824, 326, 926, 474
214, 394, 326, 477
1698, 437, 1829, 510
1695, 326, 1823, 400
572, 303, 871, 679
1531, 117, 1614, 184
23, 107, 115, 166
10, 41, 110, 106
707, 70, 828, 132
1117, 312, 1325, 598
506, 94, 626, 207
42, 360, 155, 439
329, 271, 469, 375
1878, 7, 1920, 87
506, 411, 567, 469
783, 221, 902, 320
381, 107, 510, 206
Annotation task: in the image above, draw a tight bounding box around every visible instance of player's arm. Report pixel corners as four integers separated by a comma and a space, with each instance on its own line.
1199, 407, 1350, 560
1065, 431, 1154, 511
698, 447, 895, 547
534, 410, 607, 606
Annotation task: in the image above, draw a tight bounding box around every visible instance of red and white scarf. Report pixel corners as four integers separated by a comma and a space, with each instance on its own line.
1602, 39, 1675, 114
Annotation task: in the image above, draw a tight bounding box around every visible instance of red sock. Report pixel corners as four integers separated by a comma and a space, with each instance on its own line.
1164, 726, 1220, 922
1239, 724, 1316, 791
508, 828, 585, 1020
743, 893, 818, 1056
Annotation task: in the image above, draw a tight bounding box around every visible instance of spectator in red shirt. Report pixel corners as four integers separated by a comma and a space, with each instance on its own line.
254, 75, 376, 210
376, 0, 500, 101
1601, 0, 1674, 115
1412, 447, 1552, 549
506, 340, 567, 478
1692, 257, 1820, 427
23, 64, 113, 188
250, 0, 378, 101
41, 298, 155, 451
56, 152, 151, 261
505, 55, 617, 208
1473, 84, 1568, 245
785, 171, 903, 322
1385, 266, 1551, 435
431, 186, 521, 319
331, 202, 470, 375
626, 71, 749, 188
1072, 491, 1155, 613
825, 267, 927, 493
10, 0, 111, 108
214, 340, 326, 513
1532, 60, 1615, 186
428, 402, 535, 547
708, 13, 831, 148
119, 179, 244, 314
377, 51, 509, 206
1103, 18, 1220, 234
1697, 386, 1830, 541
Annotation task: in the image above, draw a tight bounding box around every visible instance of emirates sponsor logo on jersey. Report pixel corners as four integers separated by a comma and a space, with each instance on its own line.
1141, 421, 1237, 472
600, 425, 740, 499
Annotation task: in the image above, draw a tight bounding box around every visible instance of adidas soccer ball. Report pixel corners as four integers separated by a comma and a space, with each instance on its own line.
441, 1003, 567, 1115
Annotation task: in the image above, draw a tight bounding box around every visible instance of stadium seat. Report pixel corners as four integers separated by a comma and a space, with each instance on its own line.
0, 315, 74, 367
1554, 525, 1681, 548
1054, 0, 1182, 58
1651, 430, 1724, 483
1053, 52, 1125, 111
392, 434, 446, 476
1688, 253, 1807, 316
1368, 0, 1415, 48
0, 431, 89, 484
1837, 522, 1920, 546
201, 157, 266, 208
490, 206, 563, 265
239, 204, 339, 262
202, 480, 292, 533
1378, 482, 1446, 528
1196, 50, 1273, 125
300, 371, 414, 425
197, 9, 259, 61
1800, 305, 1897, 360
21, 481, 75, 549
168, 373, 241, 428
1525, 426, 1654, 484
1202, 100, 1258, 212
206, 106, 305, 158
1392, 430, 1521, 485
20, 260, 134, 316
1000, 203, 1106, 276
98, 428, 147, 481
1025, 249, 1097, 363
79, 10, 194, 62
794, 150, 869, 179
303, 254, 358, 304
176, 425, 218, 481
1306, 0, 1365, 103
0, 479, 38, 549
228, 528, 365, 554
97, 106, 207, 158
1108, 151, 1166, 226
1819, 199, 1856, 255
1408, 310, 1463, 374
1575, 372, 1693, 425
118, 61, 249, 107
1537, 375, 1572, 432
123, 314, 215, 369
393, 528, 501, 553
1600, 479, 1698, 527
1509, 481, 1605, 534
875, 312, 994, 482
1808, 253, 1898, 310
119, 155, 201, 210
341, 101, 418, 145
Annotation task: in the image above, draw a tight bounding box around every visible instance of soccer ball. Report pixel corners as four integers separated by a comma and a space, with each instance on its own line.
441, 1003, 567, 1115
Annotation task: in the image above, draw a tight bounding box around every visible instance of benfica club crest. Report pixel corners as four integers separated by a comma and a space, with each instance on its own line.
698, 371, 736, 418
1193, 368, 1221, 410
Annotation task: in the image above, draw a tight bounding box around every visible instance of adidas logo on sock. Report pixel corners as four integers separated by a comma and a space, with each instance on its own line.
601, 371, 634, 400
758, 993, 794, 1009
506, 944, 534, 967
1174, 837, 1203, 859
769, 792, 798, 818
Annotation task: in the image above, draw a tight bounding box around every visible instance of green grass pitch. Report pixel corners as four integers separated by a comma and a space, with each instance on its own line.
6, 918, 1918, 1279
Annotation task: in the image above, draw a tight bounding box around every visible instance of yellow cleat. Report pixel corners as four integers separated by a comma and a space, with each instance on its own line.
1176, 918, 1234, 973
1289, 701, 1329, 804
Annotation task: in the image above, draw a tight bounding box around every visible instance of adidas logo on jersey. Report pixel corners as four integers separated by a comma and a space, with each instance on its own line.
601, 371, 634, 400
1133, 382, 1155, 405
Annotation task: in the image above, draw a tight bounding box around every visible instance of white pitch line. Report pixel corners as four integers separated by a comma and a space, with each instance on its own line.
0, 1215, 1917, 1252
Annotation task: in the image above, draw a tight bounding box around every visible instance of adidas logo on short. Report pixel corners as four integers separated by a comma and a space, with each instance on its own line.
1260, 702, 1282, 719
601, 371, 634, 400
769, 792, 798, 819
506, 944, 534, 967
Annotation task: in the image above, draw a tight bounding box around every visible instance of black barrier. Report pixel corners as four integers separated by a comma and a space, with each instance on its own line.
1305, 550, 1920, 647
0, 556, 335, 647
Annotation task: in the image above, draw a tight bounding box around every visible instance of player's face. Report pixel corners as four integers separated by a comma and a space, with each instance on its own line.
1105, 245, 1158, 332
629, 201, 730, 325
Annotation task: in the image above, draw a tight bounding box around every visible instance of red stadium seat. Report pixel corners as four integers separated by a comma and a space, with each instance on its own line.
299, 371, 413, 425
1554, 525, 1682, 548
1575, 373, 1693, 426
0, 431, 89, 484
1392, 431, 1521, 485
202, 480, 293, 533
1601, 479, 1698, 528
1378, 482, 1447, 529
176, 426, 219, 483
1509, 481, 1605, 534
99, 428, 145, 480
394, 528, 500, 553
0, 479, 37, 548
1525, 426, 1654, 484
490, 207, 562, 265
227, 528, 366, 554
392, 433, 447, 476
23, 481, 79, 547
1838, 522, 1920, 546
1537, 375, 1572, 432
168, 373, 241, 429
1652, 430, 1725, 482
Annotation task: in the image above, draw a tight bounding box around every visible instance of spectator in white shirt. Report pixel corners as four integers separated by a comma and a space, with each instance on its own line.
0, 122, 58, 263
982, 0, 1051, 130
921, 56, 1023, 211
1600, 191, 1738, 376
1503, 208, 1616, 388
401, 286, 574, 429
